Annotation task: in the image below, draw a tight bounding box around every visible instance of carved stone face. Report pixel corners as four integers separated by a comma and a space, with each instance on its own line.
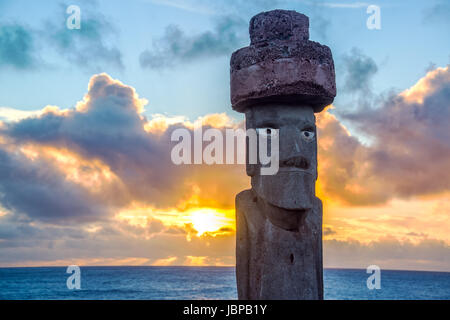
246, 104, 317, 210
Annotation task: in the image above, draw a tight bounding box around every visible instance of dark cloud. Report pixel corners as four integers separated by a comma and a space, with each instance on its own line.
0, 214, 87, 243
44, 3, 123, 71
0, 67, 449, 268
341, 48, 378, 94
0, 147, 110, 223
1, 211, 449, 270
323, 227, 336, 236
0, 73, 247, 223
0, 2, 122, 71
1, 65, 449, 221
344, 66, 450, 198
0, 213, 235, 266
0, 24, 36, 69
318, 65, 450, 205
140, 16, 247, 69
307, 0, 332, 40
1, 74, 177, 211
139, 2, 333, 70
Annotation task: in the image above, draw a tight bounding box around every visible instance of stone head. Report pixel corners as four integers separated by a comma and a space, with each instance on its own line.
246, 104, 317, 210
230, 9, 336, 213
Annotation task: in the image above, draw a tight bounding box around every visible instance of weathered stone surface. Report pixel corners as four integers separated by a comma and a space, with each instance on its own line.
236, 189, 323, 300
232, 9, 332, 301
230, 10, 336, 113
231, 40, 333, 71
246, 104, 317, 211
249, 10, 309, 45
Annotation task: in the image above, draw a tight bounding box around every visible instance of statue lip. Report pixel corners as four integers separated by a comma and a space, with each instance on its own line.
278, 167, 313, 174
280, 155, 310, 169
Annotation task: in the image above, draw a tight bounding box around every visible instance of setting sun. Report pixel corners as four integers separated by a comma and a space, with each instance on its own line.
187, 209, 234, 236
116, 205, 234, 238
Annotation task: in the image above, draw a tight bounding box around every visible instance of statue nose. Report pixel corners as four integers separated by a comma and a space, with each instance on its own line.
281, 155, 309, 169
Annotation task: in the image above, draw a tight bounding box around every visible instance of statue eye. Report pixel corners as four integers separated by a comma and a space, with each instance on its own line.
301, 130, 315, 141
257, 128, 278, 137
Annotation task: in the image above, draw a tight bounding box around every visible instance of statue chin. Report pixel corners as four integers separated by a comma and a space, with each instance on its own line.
251, 171, 315, 210
255, 194, 307, 231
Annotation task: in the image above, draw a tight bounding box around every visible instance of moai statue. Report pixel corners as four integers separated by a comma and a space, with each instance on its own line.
230, 10, 336, 300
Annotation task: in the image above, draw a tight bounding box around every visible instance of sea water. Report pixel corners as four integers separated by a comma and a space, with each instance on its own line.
0, 267, 448, 300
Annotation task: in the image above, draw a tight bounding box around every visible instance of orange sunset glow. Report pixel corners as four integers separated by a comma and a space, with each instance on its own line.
0, 64, 448, 271
2, 0, 450, 304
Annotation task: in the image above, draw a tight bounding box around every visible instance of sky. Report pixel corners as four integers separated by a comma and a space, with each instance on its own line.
0, 0, 449, 271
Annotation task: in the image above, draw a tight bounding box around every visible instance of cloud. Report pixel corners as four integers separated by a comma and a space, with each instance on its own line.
0, 67, 449, 268
44, 3, 123, 71
341, 47, 378, 94
0, 214, 88, 242
140, 15, 247, 69
317, 110, 389, 205
310, 10, 331, 40
0, 212, 235, 267
0, 107, 40, 122
141, 0, 335, 60
1, 211, 449, 270
345, 65, 450, 198
318, 65, 450, 205
0, 2, 123, 71
2, 66, 449, 213
0, 147, 110, 223
324, 227, 336, 236
0, 73, 247, 224
324, 237, 450, 272
423, 0, 450, 26
0, 24, 37, 69
0, 106, 65, 122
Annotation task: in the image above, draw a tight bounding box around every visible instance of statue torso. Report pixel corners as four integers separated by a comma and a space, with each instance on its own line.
235, 189, 323, 300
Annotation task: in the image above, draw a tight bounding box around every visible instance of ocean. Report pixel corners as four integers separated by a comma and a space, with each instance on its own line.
0, 267, 449, 300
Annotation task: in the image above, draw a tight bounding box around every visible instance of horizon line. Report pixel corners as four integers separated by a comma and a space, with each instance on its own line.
1, 265, 449, 274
